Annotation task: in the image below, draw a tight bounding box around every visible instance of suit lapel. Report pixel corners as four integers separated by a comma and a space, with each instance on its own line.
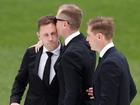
97, 47, 116, 66
54, 45, 64, 72
94, 47, 117, 81
101, 47, 116, 61
34, 47, 43, 75
66, 33, 84, 47
54, 34, 84, 72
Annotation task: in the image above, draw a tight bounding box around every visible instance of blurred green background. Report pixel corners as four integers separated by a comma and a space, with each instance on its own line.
0, 0, 139, 105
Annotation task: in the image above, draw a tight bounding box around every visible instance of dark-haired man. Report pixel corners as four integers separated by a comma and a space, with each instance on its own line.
10, 16, 60, 105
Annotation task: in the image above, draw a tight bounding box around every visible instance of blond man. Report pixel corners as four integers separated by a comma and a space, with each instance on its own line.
86, 17, 137, 105
55, 4, 96, 105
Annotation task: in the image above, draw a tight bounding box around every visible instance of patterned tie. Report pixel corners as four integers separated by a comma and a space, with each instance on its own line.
43, 52, 53, 85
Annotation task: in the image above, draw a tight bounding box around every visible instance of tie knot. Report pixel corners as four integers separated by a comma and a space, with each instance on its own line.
46, 52, 53, 57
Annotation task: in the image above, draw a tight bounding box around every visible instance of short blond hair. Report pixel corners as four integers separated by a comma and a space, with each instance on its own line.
56, 4, 82, 30
88, 17, 115, 40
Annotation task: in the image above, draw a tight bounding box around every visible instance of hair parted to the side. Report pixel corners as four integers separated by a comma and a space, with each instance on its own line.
57, 4, 83, 30
88, 16, 115, 40
38, 16, 56, 31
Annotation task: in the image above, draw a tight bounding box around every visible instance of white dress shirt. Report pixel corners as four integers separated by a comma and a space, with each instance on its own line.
64, 31, 80, 46
99, 42, 114, 58
38, 44, 61, 84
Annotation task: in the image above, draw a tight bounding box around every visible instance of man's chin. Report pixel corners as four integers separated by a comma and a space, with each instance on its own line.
47, 47, 55, 51
44, 45, 54, 51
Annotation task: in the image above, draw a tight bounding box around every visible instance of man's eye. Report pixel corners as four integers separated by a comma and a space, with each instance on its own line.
45, 34, 49, 36
51, 33, 56, 36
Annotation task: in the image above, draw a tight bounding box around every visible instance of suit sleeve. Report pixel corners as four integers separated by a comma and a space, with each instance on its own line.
129, 74, 137, 102
82, 50, 96, 89
125, 58, 137, 102
62, 51, 83, 105
99, 60, 121, 105
10, 49, 29, 104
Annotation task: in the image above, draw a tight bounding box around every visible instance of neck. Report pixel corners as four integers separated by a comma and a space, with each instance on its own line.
99, 40, 113, 53
64, 29, 78, 40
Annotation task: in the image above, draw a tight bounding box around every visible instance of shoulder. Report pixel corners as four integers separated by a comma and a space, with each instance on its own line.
67, 38, 91, 53
22, 47, 37, 59
108, 51, 127, 65
26, 47, 36, 55
101, 51, 127, 72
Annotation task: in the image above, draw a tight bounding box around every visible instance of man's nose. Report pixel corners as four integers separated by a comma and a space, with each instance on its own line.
48, 35, 53, 40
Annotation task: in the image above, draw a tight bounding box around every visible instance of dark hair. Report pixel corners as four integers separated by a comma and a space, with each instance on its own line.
88, 17, 115, 40
38, 16, 56, 30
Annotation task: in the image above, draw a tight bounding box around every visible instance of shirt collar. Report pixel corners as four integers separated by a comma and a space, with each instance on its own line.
99, 42, 114, 58
43, 44, 61, 56
64, 31, 80, 46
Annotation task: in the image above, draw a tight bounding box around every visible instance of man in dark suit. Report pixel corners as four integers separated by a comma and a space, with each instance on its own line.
10, 16, 60, 105
55, 4, 96, 105
86, 17, 137, 105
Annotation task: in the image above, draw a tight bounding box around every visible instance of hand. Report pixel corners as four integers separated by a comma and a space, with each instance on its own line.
30, 40, 43, 53
86, 87, 95, 99
11, 103, 20, 105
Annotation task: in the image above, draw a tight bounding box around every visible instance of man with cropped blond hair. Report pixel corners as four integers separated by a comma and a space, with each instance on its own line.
56, 4, 82, 31
55, 4, 96, 105
86, 17, 137, 105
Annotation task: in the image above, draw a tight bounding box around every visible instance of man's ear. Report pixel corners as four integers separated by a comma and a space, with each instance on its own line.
63, 21, 68, 28
36, 32, 41, 40
97, 33, 104, 40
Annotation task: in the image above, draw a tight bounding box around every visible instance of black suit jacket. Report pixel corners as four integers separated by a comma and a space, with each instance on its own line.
55, 33, 96, 105
93, 47, 137, 105
10, 47, 59, 105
